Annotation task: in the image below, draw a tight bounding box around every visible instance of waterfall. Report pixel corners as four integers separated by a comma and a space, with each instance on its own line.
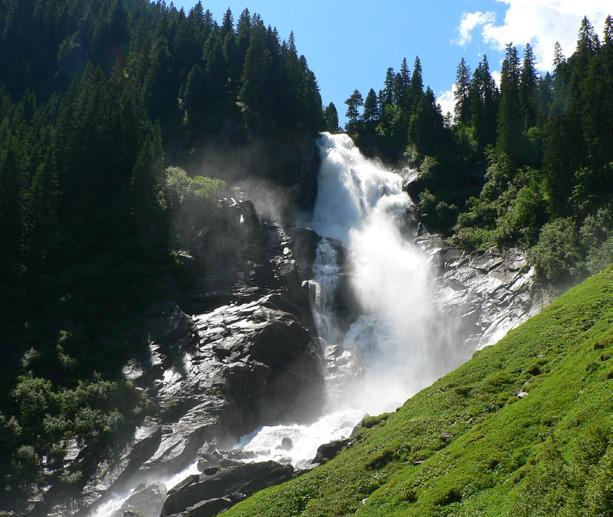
86, 132, 537, 515
310, 238, 341, 346
313, 133, 460, 409
240, 133, 463, 466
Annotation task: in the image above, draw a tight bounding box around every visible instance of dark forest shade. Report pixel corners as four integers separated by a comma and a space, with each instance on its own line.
0, 0, 324, 503
0, 0, 325, 329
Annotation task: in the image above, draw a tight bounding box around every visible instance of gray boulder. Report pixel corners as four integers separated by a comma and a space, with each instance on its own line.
112, 482, 167, 517
311, 438, 352, 465
161, 461, 294, 516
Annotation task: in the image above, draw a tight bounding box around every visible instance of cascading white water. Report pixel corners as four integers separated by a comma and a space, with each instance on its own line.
87, 132, 532, 514
89, 461, 200, 517
315, 133, 438, 410
240, 132, 465, 465
310, 238, 341, 345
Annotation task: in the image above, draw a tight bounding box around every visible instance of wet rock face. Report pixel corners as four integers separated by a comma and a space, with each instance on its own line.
131, 220, 324, 479
161, 461, 294, 517
290, 227, 321, 280
112, 482, 167, 517
42, 202, 325, 517
416, 234, 550, 351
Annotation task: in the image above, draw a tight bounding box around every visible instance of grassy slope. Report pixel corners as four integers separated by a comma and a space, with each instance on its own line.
227, 267, 612, 516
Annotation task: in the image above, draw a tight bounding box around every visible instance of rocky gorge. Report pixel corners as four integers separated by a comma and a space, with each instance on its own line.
32, 137, 549, 517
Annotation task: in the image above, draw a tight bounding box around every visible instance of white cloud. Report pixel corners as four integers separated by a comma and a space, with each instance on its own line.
437, 73, 500, 124
491, 70, 501, 87
436, 84, 456, 119
456, 11, 496, 46
456, 0, 611, 71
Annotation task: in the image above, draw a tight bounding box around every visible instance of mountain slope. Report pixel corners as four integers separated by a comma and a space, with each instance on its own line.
227, 266, 612, 516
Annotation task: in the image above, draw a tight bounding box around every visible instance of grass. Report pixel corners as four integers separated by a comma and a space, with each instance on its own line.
226, 266, 612, 516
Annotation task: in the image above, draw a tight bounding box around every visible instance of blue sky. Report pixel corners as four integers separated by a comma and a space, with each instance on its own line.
170, 0, 611, 121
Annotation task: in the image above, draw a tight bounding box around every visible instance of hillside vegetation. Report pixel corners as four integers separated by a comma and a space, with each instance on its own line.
340, 17, 612, 284
227, 267, 612, 516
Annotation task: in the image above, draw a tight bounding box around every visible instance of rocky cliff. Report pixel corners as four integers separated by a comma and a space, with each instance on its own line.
33, 200, 324, 517
33, 193, 550, 517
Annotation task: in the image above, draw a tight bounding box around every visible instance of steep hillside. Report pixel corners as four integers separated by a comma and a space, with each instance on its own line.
227, 267, 612, 516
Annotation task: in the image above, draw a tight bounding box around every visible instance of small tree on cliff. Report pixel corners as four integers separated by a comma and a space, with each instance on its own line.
345, 89, 364, 129
324, 102, 339, 133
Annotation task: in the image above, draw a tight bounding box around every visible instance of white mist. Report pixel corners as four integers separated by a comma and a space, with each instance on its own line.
241, 133, 464, 465
92, 133, 469, 513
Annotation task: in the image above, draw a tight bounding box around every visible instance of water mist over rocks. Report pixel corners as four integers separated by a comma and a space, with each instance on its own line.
75, 133, 546, 517
312, 133, 462, 409
241, 132, 548, 470
239, 133, 462, 468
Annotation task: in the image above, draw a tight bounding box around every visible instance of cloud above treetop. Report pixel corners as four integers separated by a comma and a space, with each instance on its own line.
455, 0, 610, 71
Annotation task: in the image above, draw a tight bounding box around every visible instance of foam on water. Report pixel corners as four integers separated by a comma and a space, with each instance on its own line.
241, 132, 463, 465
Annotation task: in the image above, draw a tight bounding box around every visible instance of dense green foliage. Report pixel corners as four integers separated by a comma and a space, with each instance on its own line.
344, 17, 612, 283
0, 1, 610, 510
227, 266, 613, 516
0, 0, 323, 502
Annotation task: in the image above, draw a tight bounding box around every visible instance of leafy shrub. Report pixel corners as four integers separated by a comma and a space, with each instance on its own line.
2, 374, 143, 494
164, 166, 227, 248
585, 237, 613, 274
494, 180, 546, 247
165, 166, 227, 208
528, 218, 583, 283
579, 205, 612, 251
579, 205, 613, 274
417, 189, 458, 234
417, 156, 441, 183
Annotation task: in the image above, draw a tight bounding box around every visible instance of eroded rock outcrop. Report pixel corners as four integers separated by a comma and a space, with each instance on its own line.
416, 234, 550, 350
40, 201, 324, 517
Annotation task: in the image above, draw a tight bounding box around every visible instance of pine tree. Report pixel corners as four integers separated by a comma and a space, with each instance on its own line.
223, 31, 239, 88
239, 21, 272, 119
399, 58, 411, 90
397, 57, 412, 118
553, 41, 565, 67
577, 16, 599, 54
204, 34, 231, 132
324, 103, 339, 133
519, 43, 538, 129
21, 156, 60, 273
454, 58, 472, 125
236, 9, 252, 72
221, 8, 234, 36
497, 43, 524, 166
604, 15, 612, 46
188, 1, 205, 24
383, 67, 395, 106
345, 89, 364, 126
408, 87, 445, 157
131, 124, 166, 242
469, 55, 499, 151
301, 67, 325, 133
363, 88, 379, 122
183, 63, 206, 134
410, 56, 423, 102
